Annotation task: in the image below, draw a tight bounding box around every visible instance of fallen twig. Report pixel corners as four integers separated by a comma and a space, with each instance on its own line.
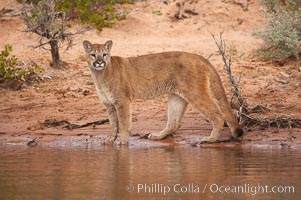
242, 116, 301, 129
42, 119, 71, 127
275, 78, 288, 84
42, 119, 109, 130
233, 0, 250, 11
0, 8, 19, 17
63, 119, 109, 130
175, 2, 186, 19
249, 105, 270, 114
27, 137, 39, 147
184, 9, 198, 16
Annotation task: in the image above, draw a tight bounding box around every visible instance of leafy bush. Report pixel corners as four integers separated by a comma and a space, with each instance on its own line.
56, 0, 131, 31
17, 0, 42, 5
0, 44, 43, 83
254, 0, 301, 59
261, 0, 301, 11
19, 0, 132, 31
0, 44, 19, 81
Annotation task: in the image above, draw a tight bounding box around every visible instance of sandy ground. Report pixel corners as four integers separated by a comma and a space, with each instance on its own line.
0, 0, 301, 148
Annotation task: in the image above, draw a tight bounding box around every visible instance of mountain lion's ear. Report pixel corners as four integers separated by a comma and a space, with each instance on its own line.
83, 40, 92, 52
104, 40, 113, 52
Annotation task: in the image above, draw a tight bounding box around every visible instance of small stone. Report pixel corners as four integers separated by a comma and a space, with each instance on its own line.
41, 75, 52, 80
82, 89, 90, 96
86, 80, 94, 85
237, 18, 243, 25
280, 72, 291, 78
275, 78, 288, 84
70, 87, 82, 92
27, 138, 38, 147
83, 71, 91, 76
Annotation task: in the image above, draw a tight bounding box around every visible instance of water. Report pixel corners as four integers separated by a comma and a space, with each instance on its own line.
0, 146, 300, 200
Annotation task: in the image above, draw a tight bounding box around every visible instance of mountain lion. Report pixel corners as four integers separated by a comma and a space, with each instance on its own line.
83, 40, 243, 145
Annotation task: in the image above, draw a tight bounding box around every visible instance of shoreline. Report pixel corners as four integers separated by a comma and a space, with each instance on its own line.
1, 131, 301, 149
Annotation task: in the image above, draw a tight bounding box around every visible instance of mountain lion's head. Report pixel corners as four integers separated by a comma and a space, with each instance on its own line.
83, 40, 113, 70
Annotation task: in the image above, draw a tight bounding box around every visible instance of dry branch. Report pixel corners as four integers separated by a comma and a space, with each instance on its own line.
42, 119, 109, 130
0, 8, 16, 17
20, 0, 87, 68
210, 32, 248, 120
63, 119, 109, 130
175, 2, 186, 19
211, 32, 301, 130
241, 115, 301, 129
233, 0, 250, 11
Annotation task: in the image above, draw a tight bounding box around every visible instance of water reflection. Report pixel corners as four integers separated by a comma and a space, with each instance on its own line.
0, 146, 300, 199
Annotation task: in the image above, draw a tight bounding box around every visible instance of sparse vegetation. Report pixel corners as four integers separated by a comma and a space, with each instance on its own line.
212, 33, 301, 130
56, 0, 131, 31
20, 0, 87, 68
0, 44, 19, 81
211, 32, 248, 126
19, 0, 132, 31
0, 44, 43, 86
261, 0, 301, 12
254, 0, 301, 60
19, 0, 132, 68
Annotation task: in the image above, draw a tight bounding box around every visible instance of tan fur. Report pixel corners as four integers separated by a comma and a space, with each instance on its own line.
83, 40, 243, 145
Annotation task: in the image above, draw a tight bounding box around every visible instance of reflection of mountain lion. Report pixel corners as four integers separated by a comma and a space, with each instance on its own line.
83, 40, 243, 145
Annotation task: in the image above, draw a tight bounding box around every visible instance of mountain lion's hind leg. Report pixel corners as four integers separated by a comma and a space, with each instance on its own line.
149, 94, 188, 140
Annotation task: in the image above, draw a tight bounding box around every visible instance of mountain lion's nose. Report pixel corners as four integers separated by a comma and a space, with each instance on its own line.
93, 61, 106, 68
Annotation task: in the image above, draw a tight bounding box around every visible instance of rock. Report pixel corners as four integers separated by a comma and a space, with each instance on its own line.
86, 80, 94, 85
27, 138, 38, 147
275, 78, 288, 84
272, 59, 287, 67
70, 87, 82, 92
237, 18, 244, 25
83, 71, 91, 76
280, 72, 291, 78
82, 89, 90, 96
41, 75, 52, 80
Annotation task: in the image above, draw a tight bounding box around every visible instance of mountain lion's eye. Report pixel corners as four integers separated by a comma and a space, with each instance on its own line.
103, 53, 107, 58
90, 54, 96, 58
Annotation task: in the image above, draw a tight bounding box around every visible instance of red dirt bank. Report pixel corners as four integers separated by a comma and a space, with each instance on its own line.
0, 0, 300, 148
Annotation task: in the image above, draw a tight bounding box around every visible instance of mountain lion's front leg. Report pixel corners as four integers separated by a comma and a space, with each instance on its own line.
104, 103, 119, 143
114, 99, 131, 145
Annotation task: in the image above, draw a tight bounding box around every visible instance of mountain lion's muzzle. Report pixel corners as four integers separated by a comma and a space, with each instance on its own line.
93, 60, 106, 69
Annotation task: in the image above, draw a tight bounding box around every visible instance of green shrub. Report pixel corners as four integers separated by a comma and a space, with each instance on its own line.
19, 0, 132, 31
56, 0, 131, 31
261, 0, 301, 11
254, 0, 301, 59
17, 0, 42, 5
0, 44, 43, 83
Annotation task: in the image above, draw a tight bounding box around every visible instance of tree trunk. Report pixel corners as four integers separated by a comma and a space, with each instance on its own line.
49, 40, 61, 68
